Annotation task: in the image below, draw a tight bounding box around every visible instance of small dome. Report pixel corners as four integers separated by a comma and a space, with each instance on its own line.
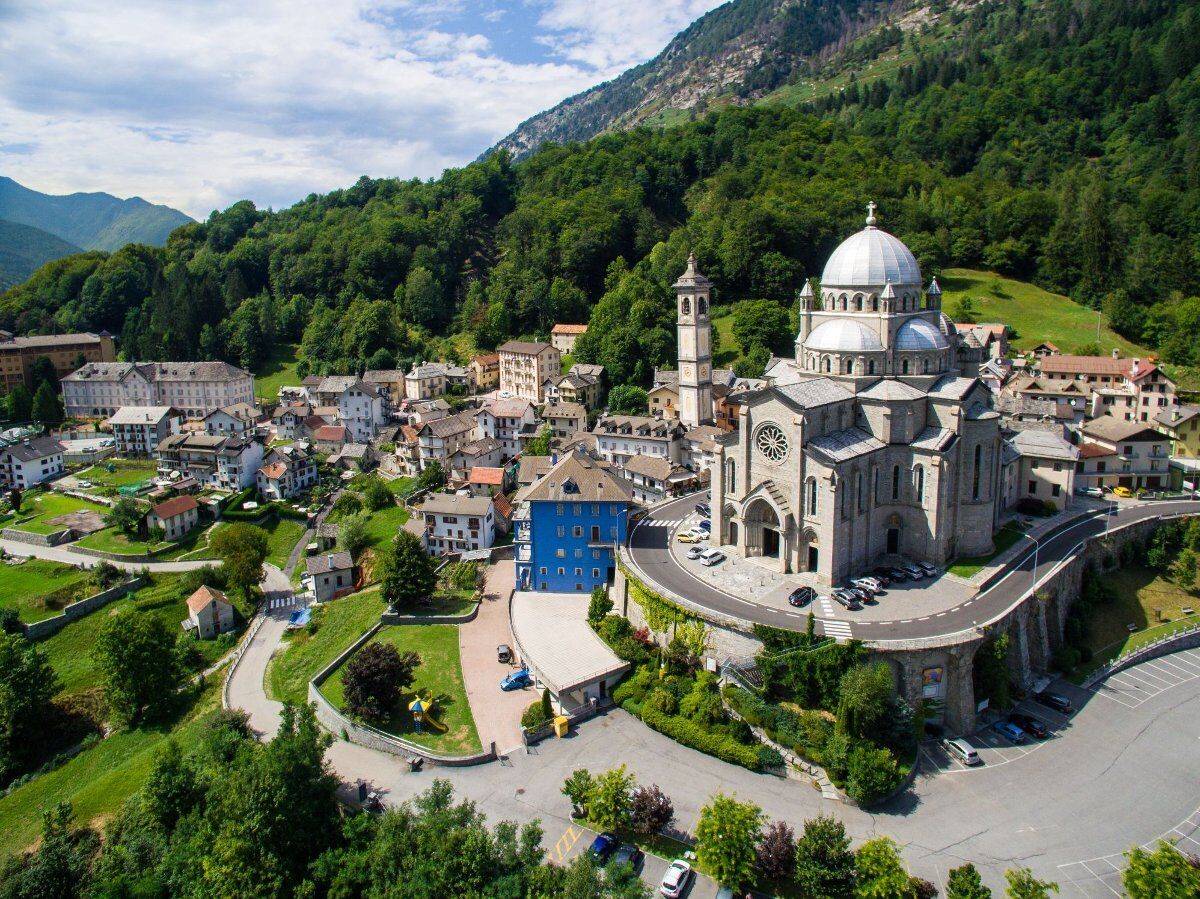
804, 319, 884, 353
822, 227, 922, 288
895, 318, 949, 351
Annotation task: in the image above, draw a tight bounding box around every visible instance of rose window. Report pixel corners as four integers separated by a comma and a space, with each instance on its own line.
755, 424, 788, 463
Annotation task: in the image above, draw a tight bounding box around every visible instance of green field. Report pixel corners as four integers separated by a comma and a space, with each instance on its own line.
320, 624, 481, 755
939, 269, 1150, 357
266, 589, 386, 704
362, 502, 411, 551
253, 342, 301, 401
0, 558, 94, 623
0, 680, 222, 858
1086, 567, 1199, 658
76, 459, 158, 489
10, 492, 110, 535
263, 516, 307, 569
711, 306, 742, 369
74, 526, 174, 556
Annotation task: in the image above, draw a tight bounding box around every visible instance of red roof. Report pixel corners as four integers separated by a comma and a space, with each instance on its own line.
473, 353, 499, 366
1078, 442, 1117, 458
469, 467, 505, 485
186, 585, 231, 614
551, 324, 588, 335
492, 493, 513, 519
314, 425, 347, 441
151, 494, 198, 519
259, 462, 287, 479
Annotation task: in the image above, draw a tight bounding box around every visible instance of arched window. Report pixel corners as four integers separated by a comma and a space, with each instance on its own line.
871, 295, 879, 312
922, 358, 930, 374
914, 464, 925, 505
854, 294, 863, 311
840, 293, 848, 310
698, 296, 708, 315
844, 358, 854, 374
892, 464, 901, 501
972, 444, 983, 500
840, 478, 848, 516
681, 297, 691, 315
856, 470, 864, 512
868, 359, 876, 375
807, 477, 818, 516
725, 458, 736, 495
901, 358, 910, 375
872, 466, 880, 502
823, 356, 832, 373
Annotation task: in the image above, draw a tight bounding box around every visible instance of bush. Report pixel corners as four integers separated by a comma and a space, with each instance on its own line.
521, 701, 550, 730
645, 688, 677, 716
1053, 646, 1081, 673
638, 704, 761, 770
756, 745, 785, 769
845, 743, 904, 805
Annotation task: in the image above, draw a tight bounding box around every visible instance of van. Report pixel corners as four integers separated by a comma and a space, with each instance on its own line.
698, 548, 726, 567
942, 737, 982, 766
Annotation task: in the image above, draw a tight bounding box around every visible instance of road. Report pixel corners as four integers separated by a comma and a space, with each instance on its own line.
0, 536, 213, 572
627, 494, 1200, 641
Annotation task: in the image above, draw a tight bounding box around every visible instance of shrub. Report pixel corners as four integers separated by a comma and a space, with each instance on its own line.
756, 820, 797, 882
521, 701, 549, 730
646, 688, 677, 716
630, 784, 674, 836
756, 745, 785, 769
845, 743, 904, 805
587, 587, 613, 628
638, 704, 761, 770
1053, 646, 1081, 673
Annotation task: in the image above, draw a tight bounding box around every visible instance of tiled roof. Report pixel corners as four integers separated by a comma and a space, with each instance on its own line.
307, 551, 353, 575
858, 380, 925, 402
479, 397, 533, 418
313, 425, 347, 441
498, 340, 554, 355
416, 493, 494, 516
1010, 429, 1080, 461
523, 451, 633, 503
151, 494, 198, 519
593, 415, 683, 438
772, 378, 853, 409
517, 455, 553, 484
551, 324, 588, 334
421, 410, 477, 438
259, 462, 287, 479
807, 427, 886, 463
1081, 417, 1166, 443
492, 493, 513, 519
468, 466, 505, 485
108, 405, 179, 425
621, 454, 675, 480
186, 585, 231, 614
2, 435, 65, 461
910, 427, 956, 452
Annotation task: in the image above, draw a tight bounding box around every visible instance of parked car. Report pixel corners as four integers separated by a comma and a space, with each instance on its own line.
788, 586, 816, 607
699, 548, 726, 567
698, 519, 711, 531
1113, 486, 1134, 498
500, 669, 532, 691
695, 503, 711, 518
881, 566, 909, 582
869, 568, 892, 587
686, 525, 709, 539
676, 531, 703, 544
660, 860, 693, 898
900, 563, 925, 579
1076, 486, 1104, 498
845, 585, 874, 604
611, 843, 644, 871
496, 644, 512, 664
830, 588, 863, 611
851, 576, 884, 594
915, 561, 939, 577
993, 720, 1026, 743
943, 737, 982, 766
78, 480, 93, 489
1034, 691, 1074, 714
686, 545, 705, 560
1007, 713, 1049, 739
588, 832, 618, 863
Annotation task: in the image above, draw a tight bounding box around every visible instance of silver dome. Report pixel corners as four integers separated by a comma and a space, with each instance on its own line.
895, 318, 949, 351
821, 227, 922, 288
804, 319, 884, 353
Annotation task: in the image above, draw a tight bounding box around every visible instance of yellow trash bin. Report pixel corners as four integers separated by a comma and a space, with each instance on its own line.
553, 716, 570, 738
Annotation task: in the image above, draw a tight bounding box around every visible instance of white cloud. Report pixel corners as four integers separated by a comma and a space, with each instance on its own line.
0, 0, 724, 217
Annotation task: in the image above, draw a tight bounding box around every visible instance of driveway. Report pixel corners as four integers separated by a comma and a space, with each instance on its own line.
458, 559, 529, 754
224, 564, 296, 739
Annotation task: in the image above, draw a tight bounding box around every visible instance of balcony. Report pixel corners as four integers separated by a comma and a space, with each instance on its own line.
516, 545, 531, 562
515, 524, 531, 542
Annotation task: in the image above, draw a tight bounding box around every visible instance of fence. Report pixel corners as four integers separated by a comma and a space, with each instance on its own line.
1081, 622, 1200, 689
23, 576, 147, 641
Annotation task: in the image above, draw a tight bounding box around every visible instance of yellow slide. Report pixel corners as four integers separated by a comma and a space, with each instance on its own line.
410, 691, 448, 733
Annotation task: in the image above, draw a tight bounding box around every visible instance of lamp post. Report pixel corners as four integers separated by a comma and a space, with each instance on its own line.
1027, 532, 1042, 593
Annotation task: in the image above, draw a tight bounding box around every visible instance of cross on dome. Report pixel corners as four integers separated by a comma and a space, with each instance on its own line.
865, 201, 878, 227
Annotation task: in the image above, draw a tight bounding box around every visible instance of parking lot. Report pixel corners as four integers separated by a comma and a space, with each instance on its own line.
1087, 645, 1200, 709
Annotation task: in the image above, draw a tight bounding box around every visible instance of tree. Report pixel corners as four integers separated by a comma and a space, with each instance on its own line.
93, 612, 181, 725
417, 460, 446, 491
845, 744, 903, 805
6, 383, 31, 422
342, 642, 419, 720
541, 687, 553, 720
734, 343, 771, 378
210, 522, 269, 603
588, 587, 613, 627
526, 425, 553, 457
756, 820, 796, 882
106, 497, 145, 537
8, 488, 20, 515
29, 356, 59, 393
855, 836, 916, 898
949, 295, 978, 323
562, 768, 595, 817
795, 815, 856, 899
837, 662, 896, 742
588, 764, 635, 831
731, 299, 791, 356
1123, 841, 1200, 898
141, 739, 202, 831
0, 632, 59, 780
379, 530, 437, 610
608, 385, 648, 415
330, 491, 364, 519
629, 784, 674, 836
361, 478, 392, 512
1004, 867, 1059, 898
694, 793, 763, 893
32, 380, 63, 425
338, 512, 371, 559
947, 863, 993, 898
0, 803, 98, 899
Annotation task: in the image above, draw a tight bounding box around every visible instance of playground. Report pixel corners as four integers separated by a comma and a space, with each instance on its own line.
321, 623, 481, 754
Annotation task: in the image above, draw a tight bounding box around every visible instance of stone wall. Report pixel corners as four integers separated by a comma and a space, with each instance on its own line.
68, 542, 178, 563
23, 576, 147, 641
3, 526, 72, 546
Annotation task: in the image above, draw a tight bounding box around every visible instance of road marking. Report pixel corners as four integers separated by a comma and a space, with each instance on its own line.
552, 824, 581, 862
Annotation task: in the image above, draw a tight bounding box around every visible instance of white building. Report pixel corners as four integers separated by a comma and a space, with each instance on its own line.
476, 396, 539, 460
107, 406, 183, 457
413, 493, 496, 554
307, 551, 355, 602
202, 402, 260, 437
63, 361, 255, 420
156, 433, 264, 492
593, 415, 684, 466
417, 411, 479, 470
0, 435, 65, 488
498, 341, 560, 404
550, 323, 588, 354
311, 377, 386, 441
184, 586, 235, 639
405, 363, 450, 400
257, 441, 319, 500
147, 494, 200, 539
1001, 428, 1079, 512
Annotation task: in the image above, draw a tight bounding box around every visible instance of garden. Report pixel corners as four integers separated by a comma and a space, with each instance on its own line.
73, 459, 158, 493
6, 491, 109, 535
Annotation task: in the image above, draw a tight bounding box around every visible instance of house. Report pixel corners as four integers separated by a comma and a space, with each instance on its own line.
1154, 405, 1200, 458
203, 402, 260, 437
330, 442, 375, 472
307, 551, 356, 602
1032, 353, 1175, 423
649, 367, 735, 421
271, 401, 311, 441
418, 410, 479, 470
156, 433, 264, 491
542, 402, 588, 440
954, 323, 1009, 360
0, 435, 65, 488
107, 406, 183, 457
515, 450, 633, 593
148, 494, 200, 539
312, 424, 348, 454
311, 377, 386, 441
516, 455, 553, 490
1030, 342, 1060, 358
413, 492, 496, 554
63, 361, 255, 420
0, 330, 115, 396
979, 358, 1012, 393
469, 353, 500, 392
362, 369, 407, 406
681, 424, 724, 473
550, 323, 588, 354
405, 362, 450, 400
621, 454, 683, 504
1076, 417, 1170, 491
392, 424, 422, 477
448, 436, 503, 478
1001, 429, 1079, 512
476, 396, 539, 459
498, 340, 560, 403
467, 466, 506, 496
405, 397, 452, 424
592, 415, 684, 466
184, 586, 235, 639
545, 370, 601, 408
257, 441, 318, 500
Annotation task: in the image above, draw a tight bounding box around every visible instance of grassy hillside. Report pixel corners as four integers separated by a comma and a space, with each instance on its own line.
939, 269, 1151, 358
253, 343, 301, 402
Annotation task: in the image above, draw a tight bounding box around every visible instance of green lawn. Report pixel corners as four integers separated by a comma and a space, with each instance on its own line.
711, 306, 741, 369
1085, 566, 1199, 660
939, 269, 1151, 357
253, 342, 301, 402
560, 353, 574, 375
947, 520, 1026, 578
0, 680, 222, 858
362, 502, 411, 551
74, 526, 173, 556
263, 516, 307, 569
9, 492, 109, 535
320, 624, 481, 755
43, 574, 233, 699
266, 589, 386, 705
76, 459, 158, 489
0, 558, 95, 623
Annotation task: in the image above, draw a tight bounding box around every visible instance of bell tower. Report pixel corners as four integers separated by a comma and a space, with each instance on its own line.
673, 252, 713, 427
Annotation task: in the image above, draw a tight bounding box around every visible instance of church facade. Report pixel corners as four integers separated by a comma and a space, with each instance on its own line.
688, 205, 1003, 586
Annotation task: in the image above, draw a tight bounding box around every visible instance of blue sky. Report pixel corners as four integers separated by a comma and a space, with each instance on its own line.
0, 1, 724, 218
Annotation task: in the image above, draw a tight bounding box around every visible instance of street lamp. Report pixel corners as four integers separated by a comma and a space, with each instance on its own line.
1026, 532, 1042, 593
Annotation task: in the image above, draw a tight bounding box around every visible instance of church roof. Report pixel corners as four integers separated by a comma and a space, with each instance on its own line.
820, 204, 922, 288
858, 379, 925, 402
807, 427, 886, 463
895, 318, 949, 351
927, 375, 978, 400
773, 378, 853, 410
911, 427, 957, 452
804, 319, 884, 353
673, 253, 712, 289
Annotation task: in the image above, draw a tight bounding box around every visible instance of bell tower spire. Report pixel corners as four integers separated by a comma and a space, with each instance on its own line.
673, 252, 713, 427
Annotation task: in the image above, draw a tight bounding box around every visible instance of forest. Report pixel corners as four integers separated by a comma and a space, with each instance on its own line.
2, 0, 1199, 391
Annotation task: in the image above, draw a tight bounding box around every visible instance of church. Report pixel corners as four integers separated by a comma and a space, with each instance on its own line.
674, 204, 1003, 586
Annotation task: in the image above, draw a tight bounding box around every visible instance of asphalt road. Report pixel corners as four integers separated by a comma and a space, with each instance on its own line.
627, 494, 1200, 641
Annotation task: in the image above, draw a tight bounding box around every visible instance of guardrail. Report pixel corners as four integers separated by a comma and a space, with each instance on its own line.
1081, 622, 1200, 689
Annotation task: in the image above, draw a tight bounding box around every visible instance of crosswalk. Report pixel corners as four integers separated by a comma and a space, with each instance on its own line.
267, 594, 303, 610
640, 517, 685, 529
821, 619, 852, 639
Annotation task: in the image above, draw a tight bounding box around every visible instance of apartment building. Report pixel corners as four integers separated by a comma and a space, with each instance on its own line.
156, 433, 264, 491
63, 361, 255, 419
1001, 429, 1079, 512
498, 341, 560, 403
256, 441, 319, 500
417, 410, 479, 470
550, 323, 588, 355
0, 435, 65, 488
0, 330, 116, 395
107, 406, 183, 457
475, 396, 539, 460
311, 377, 386, 441
543, 402, 588, 440
203, 402, 260, 437
1154, 405, 1200, 458
469, 353, 500, 392
1033, 353, 1175, 423
592, 415, 684, 466
1075, 417, 1171, 491
413, 493, 496, 554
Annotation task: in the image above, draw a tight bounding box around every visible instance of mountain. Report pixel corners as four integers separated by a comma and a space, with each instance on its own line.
0, 220, 83, 292
0, 176, 193, 253
489, 0, 922, 159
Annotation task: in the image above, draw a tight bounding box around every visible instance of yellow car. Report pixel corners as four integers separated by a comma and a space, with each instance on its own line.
676, 531, 703, 543
1112, 486, 1134, 498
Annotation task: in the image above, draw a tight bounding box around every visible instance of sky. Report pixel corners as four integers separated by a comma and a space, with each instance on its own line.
0, 0, 725, 220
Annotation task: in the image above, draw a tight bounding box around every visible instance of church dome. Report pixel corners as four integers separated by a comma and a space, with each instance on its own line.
821, 204, 921, 288
895, 318, 949, 351
804, 319, 884, 353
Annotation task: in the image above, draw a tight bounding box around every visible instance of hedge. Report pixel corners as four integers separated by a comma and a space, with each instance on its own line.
637, 703, 762, 770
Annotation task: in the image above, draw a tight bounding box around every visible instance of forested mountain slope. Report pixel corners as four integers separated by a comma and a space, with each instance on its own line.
2, 0, 1198, 390
0, 220, 82, 292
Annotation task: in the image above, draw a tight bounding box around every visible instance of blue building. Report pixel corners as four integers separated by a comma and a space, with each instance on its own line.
516, 451, 633, 592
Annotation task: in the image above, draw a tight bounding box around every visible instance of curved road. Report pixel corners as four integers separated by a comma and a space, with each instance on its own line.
627, 494, 1200, 641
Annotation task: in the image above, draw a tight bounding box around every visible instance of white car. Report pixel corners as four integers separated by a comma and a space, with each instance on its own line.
77, 480, 93, 489
852, 576, 884, 594
699, 548, 726, 567
685, 525, 708, 540
686, 545, 705, 560
660, 860, 692, 898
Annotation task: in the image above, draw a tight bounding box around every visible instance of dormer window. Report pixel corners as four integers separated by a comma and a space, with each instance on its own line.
562, 479, 578, 494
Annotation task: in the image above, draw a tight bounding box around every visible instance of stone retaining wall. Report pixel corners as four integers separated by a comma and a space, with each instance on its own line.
381, 604, 479, 625
3, 526, 72, 546
23, 576, 147, 641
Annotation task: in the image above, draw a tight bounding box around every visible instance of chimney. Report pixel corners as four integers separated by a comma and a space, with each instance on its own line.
1111, 348, 1120, 359
1132, 358, 1141, 376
